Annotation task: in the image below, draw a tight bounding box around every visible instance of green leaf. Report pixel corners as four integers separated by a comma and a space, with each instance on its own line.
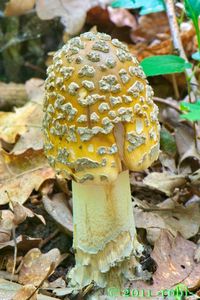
180, 100, 200, 121
111, 0, 165, 14
160, 128, 177, 156
192, 51, 200, 61
111, 0, 136, 8
184, 0, 200, 20
140, 55, 192, 76
184, 0, 200, 50
139, 0, 165, 14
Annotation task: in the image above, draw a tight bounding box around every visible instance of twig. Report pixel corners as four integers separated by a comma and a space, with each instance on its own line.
165, 0, 200, 152
171, 74, 180, 99
39, 229, 60, 249
164, 0, 198, 93
153, 96, 182, 113
25, 262, 56, 300
11, 227, 17, 281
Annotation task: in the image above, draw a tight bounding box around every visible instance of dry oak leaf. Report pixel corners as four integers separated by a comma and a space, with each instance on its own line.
134, 198, 200, 243
0, 279, 60, 300
0, 102, 43, 150
143, 172, 186, 196
18, 248, 61, 286
133, 231, 200, 294
4, 0, 35, 16
35, 0, 111, 35
0, 148, 55, 205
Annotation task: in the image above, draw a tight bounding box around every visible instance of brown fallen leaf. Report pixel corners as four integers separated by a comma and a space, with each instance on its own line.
134, 198, 200, 243
129, 13, 196, 61
18, 248, 61, 286
42, 193, 73, 235
25, 78, 45, 105
0, 235, 41, 251
12, 201, 46, 226
143, 172, 186, 196
108, 7, 137, 29
0, 278, 61, 300
0, 148, 55, 205
4, 0, 35, 16
175, 125, 200, 173
35, 0, 110, 35
13, 284, 37, 300
0, 210, 14, 243
0, 102, 43, 151
133, 231, 200, 294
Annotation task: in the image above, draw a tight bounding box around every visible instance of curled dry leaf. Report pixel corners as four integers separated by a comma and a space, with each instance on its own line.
0, 235, 41, 251
42, 193, 73, 235
0, 148, 55, 205
35, 0, 111, 35
143, 172, 186, 196
134, 198, 200, 242
18, 248, 62, 286
12, 201, 45, 226
175, 125, 200, 173
4, 0, 35, 16
0, 210, 14, 243
134, 231, 200, 293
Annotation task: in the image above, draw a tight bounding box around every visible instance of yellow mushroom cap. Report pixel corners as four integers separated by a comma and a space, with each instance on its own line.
43, 32, 160, 184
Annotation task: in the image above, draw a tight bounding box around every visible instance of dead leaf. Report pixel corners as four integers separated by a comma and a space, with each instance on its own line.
108, 7, 137, 29
0, 148, 55, 205
35, 0, 110, 35
175, 125, 200, 173
143, 172, 186, 196
18, 248, 61, 286
48, 277, 66, 289
134, 198, 200, 242
13, 284, 37, 300
42, 193, 73, 235
25, 78, 45, 105
0, 210, 14, 243
0, 279, 61, 300
0, 235, 41, 251
4, 0, 35, 16
0, 102, 43, 151
129, 15, 196, 61
133, 231, 200, 293
11, 201, 45, 225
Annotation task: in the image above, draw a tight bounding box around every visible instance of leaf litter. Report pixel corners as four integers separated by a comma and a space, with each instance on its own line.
0, 1, 200, 299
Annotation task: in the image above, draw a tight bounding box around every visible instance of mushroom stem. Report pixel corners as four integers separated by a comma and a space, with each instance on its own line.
69, 170, 143, 288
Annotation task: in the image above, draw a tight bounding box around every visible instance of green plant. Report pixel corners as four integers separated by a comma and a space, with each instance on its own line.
140, 55, 192, 76
180, 100, 200, 121
111, 0, 165, 15
184, 0, 200, 61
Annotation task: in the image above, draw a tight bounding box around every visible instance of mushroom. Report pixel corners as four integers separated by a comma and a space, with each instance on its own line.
43, 32, 160, 289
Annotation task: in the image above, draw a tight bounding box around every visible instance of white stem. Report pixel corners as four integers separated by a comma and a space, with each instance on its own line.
69, 170, 142, 288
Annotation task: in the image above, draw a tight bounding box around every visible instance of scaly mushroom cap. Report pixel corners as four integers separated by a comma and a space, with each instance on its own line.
43, 32, 160, 184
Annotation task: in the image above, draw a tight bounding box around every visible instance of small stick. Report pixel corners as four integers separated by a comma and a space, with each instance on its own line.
171, 74, 180, 99
164, 0, 198, 92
